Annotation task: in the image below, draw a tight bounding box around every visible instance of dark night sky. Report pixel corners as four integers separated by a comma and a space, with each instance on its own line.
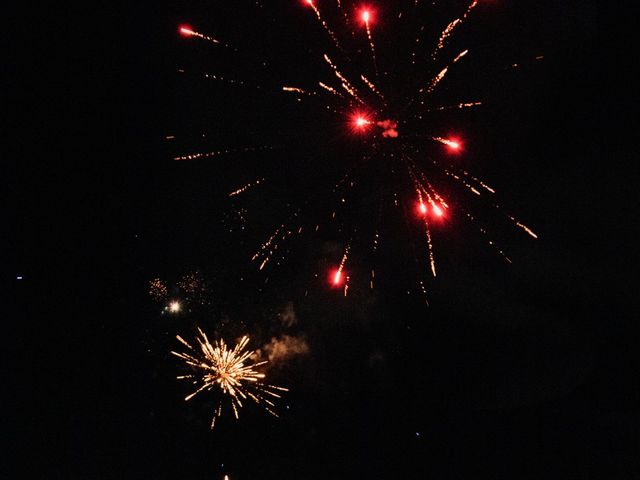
7, 1, 638, 479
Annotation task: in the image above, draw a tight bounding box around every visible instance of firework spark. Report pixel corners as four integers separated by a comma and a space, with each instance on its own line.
305, 0, 343, 51
178, 25, 236, 50
172, 328, 288, 428
360, 9, 379, 80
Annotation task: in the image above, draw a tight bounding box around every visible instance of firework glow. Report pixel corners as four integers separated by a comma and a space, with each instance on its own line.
172, 328, 288, 428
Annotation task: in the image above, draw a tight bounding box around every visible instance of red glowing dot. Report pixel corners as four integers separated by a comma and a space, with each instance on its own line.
448, 141, 460, 150
362, 10, 370, 23
433, 205, 444, 217
305, 0, 314, 5
179, 25, 195, 36
419, 202, 427, 215
356, 117, 367, 127
331, 269, 343, 286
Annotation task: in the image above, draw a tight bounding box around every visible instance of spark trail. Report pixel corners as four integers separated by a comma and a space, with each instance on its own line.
173, 1, 541, 299
361, 10, 380, 81
432, 1, 478, 60
306, 0, 343, 51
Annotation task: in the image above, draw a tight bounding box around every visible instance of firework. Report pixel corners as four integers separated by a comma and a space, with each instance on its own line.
172, 0, 540, 299
172, 328, 288, 428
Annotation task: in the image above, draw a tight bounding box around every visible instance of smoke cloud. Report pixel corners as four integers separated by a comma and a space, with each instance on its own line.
377, 119, 398, 138
279, 301, 297, 327
262, 335, 309, 364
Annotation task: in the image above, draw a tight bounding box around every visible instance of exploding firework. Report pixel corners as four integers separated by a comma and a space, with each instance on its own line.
172, 1, 540, 300
171, 328, 288, 428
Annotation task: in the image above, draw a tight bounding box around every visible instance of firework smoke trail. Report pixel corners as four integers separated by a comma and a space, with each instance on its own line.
172, 329, 288, 428
432, 1, 478, 60
229, 178, 265, 197
305, 0, 343, 51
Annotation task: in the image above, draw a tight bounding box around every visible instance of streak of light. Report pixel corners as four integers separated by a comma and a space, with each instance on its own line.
229, 178, 265, 197
305, 0, 343, 50
431, 1, 478, 60
174, 145, 273, 161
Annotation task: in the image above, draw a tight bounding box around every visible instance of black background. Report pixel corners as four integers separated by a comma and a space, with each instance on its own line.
8, 1, 638, 479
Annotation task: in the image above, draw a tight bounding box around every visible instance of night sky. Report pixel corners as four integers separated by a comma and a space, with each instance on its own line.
8, 1, 638, 479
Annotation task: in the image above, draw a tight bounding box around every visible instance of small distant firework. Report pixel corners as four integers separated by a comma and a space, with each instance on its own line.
177, 271, 208, 306
172, 328, 288, 428
149, 278, 168, 302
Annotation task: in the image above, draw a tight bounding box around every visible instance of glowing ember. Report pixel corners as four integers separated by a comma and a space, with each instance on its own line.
433, 205, 444, 217
179, 25, 194, 36
419, 202, 428, 214
168, 301, 181, 313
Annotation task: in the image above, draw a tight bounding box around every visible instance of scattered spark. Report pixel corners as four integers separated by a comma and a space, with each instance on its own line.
421, 66, 448, 94
432, 1, 478, 60
168, 301, 182, 313
149, 278, 168, 302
